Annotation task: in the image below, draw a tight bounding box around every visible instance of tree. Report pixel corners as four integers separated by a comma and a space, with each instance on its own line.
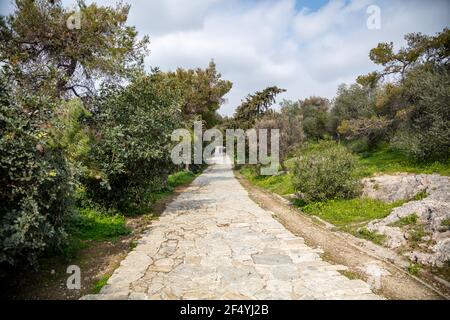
234, 86, 286, 129
0, 0, 149, 99
255, 100, 305, 164
332, 84, 376, 123
161, 60, 232, 128
298, 96, 330, 140
330, 83, 378, 147
349, 28, 450, 158
391, 65, 450, 161
337, 116, 391, 149
84, 72, 183, 211
0, 74, 73, 266
367, 28, 449, 81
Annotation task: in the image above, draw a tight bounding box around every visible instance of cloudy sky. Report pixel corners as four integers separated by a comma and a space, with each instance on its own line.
1, 0, 449, 115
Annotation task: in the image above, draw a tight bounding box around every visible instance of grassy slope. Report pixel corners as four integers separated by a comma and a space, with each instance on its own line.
240, 167, 294, 195
357, 147, 450, 177
238, 145, 448, 243
299, 198, 404, 227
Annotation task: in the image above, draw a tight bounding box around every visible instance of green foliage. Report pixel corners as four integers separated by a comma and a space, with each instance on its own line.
292, 141, 361, 202
355, 228, 386, 245
409, 225, 428, 245
168, 171, 197, 188
240, 166, 294, 195
356, 145, 450, 176
338, 116, 391, 149
255, 99, 305, 163
234, 86, 286, 129
333, 28, 449, 161
442, 219, 450, 227
50, 99, 92, 160
84, 73, 182, 211
92, 275, 110, 294
0, 79, 73, 266
440, 219, 450, 232
49, 99, 94, 184
389, 214, 418, 227
368, 28, 449, 79
391, 66, 450, 162
332, 83, 376, 128
407, 263, 420, 276
412, 191, 428, 201
0, 0, 149, 98
298, 97, 331, 140
161, 60, 232, 127
67, 207, 129, 241
299, 198, 402, 227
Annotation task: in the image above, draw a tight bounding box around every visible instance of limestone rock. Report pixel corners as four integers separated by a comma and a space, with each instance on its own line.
363, 173, 450, 266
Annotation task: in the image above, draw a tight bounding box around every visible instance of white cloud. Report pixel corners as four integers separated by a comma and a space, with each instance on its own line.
137, 0, 450, 115
2, 0, 449, 115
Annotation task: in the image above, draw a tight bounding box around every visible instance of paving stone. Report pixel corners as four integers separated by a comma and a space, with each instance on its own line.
81, 157, 380, 300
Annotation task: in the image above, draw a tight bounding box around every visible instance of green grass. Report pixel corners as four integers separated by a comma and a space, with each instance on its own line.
240, 166, 294, 195
69, 207, 130, 241
150, 170, 198, 205
168, 170, 197, 188
297, 198, 404, 227
92, 275, 110, 294
408, 263, 421, 276
412, 191, 428, 201
355, 228, 386, 245
389, 213, 418, 227
356, 147, 450, 177
409, 225, 428, 245
63, 207, 130, 258
339, 270, 360, 280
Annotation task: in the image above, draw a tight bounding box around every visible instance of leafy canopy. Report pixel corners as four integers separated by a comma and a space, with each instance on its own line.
0, 0, 149, 98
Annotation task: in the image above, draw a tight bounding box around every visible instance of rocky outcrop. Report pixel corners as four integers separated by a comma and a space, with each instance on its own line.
363, 174, 450, 267
362, 173, 450, 203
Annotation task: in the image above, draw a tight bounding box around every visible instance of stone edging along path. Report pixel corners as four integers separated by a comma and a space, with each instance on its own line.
82, 157, 381, 300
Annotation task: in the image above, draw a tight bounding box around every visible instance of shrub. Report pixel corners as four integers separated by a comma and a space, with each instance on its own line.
0, 82, 73, 266
391, 66, 450, 162
292, 141, 360, 202
84, 73, 182, 211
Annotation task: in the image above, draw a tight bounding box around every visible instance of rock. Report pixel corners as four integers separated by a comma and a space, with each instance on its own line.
362, 174, 450, 203
390, 200, 450, 231
251, 253, 293, 265
364, 173, 450, 266
367, 225, 406, 248
409, 239, 450, 267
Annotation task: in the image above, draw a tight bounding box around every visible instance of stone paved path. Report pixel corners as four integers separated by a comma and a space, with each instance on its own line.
83, 157, 381, 300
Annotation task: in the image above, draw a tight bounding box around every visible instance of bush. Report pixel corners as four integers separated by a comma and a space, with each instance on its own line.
292, 141, 360, 202
391, 66, 450, 162
84, 73, 182, 211
0, 83, 73, 266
